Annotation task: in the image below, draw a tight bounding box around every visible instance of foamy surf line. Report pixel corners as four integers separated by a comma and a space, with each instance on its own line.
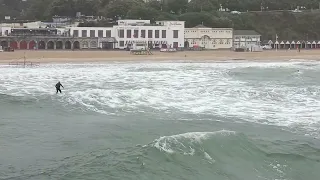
1, 60, 319, 69
1, 57, 319, 66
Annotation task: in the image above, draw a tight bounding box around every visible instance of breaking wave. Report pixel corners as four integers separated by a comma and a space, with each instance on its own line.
140, 130, 320, 180
0, 61, 320, 137
4, 129, 319, 180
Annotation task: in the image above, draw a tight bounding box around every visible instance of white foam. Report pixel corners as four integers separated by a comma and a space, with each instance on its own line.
0, 62, 320, 136
152, 130, 236, 154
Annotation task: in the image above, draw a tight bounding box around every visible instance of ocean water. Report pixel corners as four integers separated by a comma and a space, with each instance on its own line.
0, 61, 320, 180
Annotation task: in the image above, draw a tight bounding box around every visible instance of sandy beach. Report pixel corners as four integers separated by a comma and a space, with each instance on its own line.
0, 49, 320, 64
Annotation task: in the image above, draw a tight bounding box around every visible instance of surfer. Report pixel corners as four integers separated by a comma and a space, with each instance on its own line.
55, 81, 64, 94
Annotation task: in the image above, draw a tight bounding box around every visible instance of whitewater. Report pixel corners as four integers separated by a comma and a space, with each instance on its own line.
1, 61, 320, 180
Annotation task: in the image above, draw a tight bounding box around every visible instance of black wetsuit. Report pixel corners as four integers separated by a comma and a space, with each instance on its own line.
55, 82, 64, 94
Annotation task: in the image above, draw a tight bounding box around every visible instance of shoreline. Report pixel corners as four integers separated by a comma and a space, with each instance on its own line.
1, 50, 320, 64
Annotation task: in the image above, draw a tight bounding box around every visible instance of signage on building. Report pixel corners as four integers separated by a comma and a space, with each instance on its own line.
116, 27, 139, 30
118, 21, 126, 25
169, 22, 182, 26
118, 21, 147, 26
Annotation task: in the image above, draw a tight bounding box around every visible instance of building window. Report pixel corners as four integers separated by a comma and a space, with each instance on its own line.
127, 29, 131, 38
141, 30, 146, 38
173, 30, 178, 38
98, 30, 103, 37
162, 30, 166, 38
106, 30, 111, 38
148, 30, 153, 38
119, 41, 124, 47
213, 39, 217, 44
82, 30, 87, 37
219, 39, 223, 44
227, 39, 231, 44
155, 30, 159, 38
173, 42, 178, 48
90, 30, 95, 37
73, 30, 79, 37
119, 29, 124, 38
134, 30, 138, 38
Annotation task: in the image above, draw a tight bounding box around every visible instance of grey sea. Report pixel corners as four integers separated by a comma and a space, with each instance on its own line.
1, 61, 320, 180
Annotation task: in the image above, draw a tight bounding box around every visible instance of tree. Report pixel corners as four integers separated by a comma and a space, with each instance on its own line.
25, 0, 52, 20
155, 12, 178, 21
126, 5, 159, 21
178, 12, 215, 27
103, 0, 144, 20
164, 0, 188, 15
187, 0, 219, 12
74, 0, 98, 16
146, 0, 163, 11
48, 0, 76, 17
1, 0, 320, 41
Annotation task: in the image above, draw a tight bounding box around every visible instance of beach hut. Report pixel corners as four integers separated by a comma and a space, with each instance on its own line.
267, 40, 274, 48
306, 41, 310, 49
317, 41, 320, 48
280, 41, 285, 49
296, 41, 301, 49
312, 41, 317, 48
285, 41, 290, 49
301, 40, 306, 48
290, 41, 296, 49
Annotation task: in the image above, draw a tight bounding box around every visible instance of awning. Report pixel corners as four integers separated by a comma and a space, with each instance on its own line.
99, 37, 117, 43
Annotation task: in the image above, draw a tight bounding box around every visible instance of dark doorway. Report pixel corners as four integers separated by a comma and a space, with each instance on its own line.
47, 41, 54, 49
73, 41, 80, 49
38, 41, 46, 49
1, 41, 8, 48
56, 41, 63, 49
65, 41, 71, 49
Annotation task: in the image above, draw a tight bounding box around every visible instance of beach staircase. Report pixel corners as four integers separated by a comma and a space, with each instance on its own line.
9, 61, 40, 68
8, 53, 40, 68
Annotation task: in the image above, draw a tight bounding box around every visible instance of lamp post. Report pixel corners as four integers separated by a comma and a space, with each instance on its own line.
275, 34, 278, 51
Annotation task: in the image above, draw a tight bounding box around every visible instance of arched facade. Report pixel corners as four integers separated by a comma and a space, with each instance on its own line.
29, 41, 36, 49
82, 41, 89, 49
90, 41, 97, 48
184, 41, 189, 48
47, 41, 54, 49
73, 41, 80, 49
0, 41, 8, 48
10, 41, 18, 49
38, 41, 46, 49
0, 37, 99, 50
56, 41, 63, 49
65, 41, 72, 49
20, 41, 28, 49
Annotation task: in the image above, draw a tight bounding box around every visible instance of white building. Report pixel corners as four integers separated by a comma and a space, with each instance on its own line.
67, 20, 185, 49
68, 27, 116, 49
233, 30, 261, 48
114, 19, 185, 49
184, 24, 233, 49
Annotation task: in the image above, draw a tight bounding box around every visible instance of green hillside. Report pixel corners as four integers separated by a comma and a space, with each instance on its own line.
1, 0, 320, 40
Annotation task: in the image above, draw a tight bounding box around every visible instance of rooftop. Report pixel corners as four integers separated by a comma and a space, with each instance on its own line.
193, 24, 210, 28
234, 30, 261, 36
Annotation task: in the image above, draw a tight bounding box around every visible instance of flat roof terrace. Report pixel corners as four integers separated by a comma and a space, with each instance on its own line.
9, 28, 59, 36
